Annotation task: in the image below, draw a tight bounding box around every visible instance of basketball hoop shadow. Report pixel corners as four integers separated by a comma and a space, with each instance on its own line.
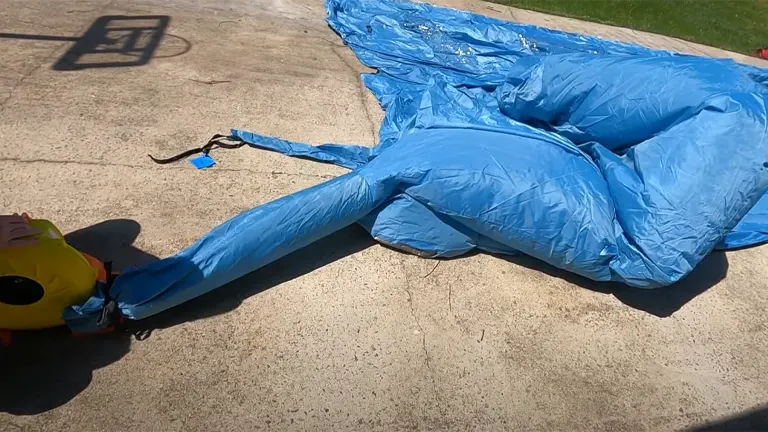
51, 15, 190, 71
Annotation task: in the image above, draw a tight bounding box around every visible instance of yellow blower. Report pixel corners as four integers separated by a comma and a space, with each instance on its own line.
0, 219, 105, 330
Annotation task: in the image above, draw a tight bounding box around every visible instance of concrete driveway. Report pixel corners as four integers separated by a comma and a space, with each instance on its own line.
1, 0, 767, 430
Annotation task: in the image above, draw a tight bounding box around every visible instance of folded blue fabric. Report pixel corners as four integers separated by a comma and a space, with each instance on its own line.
65, 0, 768, 330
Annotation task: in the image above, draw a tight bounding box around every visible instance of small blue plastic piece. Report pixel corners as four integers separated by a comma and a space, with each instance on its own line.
190, 155, 216, 169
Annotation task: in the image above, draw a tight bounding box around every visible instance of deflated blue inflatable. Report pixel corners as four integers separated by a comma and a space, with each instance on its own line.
66, 0, 768, 329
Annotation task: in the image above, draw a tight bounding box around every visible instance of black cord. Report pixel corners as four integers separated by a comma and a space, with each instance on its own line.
148, 134, 246, 164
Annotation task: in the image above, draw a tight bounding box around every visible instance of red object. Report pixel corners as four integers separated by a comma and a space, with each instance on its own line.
0, 330, 12, 347
756, 48, 768, 60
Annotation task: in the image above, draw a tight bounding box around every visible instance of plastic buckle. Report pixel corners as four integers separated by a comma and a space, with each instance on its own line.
96, 300, 117, 329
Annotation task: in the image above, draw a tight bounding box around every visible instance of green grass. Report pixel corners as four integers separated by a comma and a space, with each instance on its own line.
493, 0, 767, 55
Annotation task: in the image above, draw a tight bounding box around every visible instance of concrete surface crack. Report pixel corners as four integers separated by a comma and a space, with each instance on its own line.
506, 7, 520, 21
400, 259, 431, 370
293, 23, 346, 47
16, 19, 59, 30
406, 286, 431, 371
399, 256, 447, 417
0, 157, 337, 180
189, 78, 232, 85
331, 47, 379, 146
0, 56, 49, 113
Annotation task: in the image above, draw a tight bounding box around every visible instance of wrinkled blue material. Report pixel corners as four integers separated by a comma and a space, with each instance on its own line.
65, 0, 768, 330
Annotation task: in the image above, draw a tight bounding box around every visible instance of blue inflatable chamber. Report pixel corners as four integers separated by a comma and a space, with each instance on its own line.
65, 0, 768, 330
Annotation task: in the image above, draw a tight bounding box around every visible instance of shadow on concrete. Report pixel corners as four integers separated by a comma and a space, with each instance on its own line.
0, 33, 79, 42
138, 221, 720, 328
0, 224, 374, 414
135, 225, 376, 332
499, 251, 729, 317
0, 15, 191, 71
0, 328, 130, 415
0, 219, 156, 415
0, 218, 728, 413
686, 404, 768, 431
65, 219, 159, 272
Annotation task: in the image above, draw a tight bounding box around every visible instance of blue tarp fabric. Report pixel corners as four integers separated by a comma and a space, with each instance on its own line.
65, 0, 768, 330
